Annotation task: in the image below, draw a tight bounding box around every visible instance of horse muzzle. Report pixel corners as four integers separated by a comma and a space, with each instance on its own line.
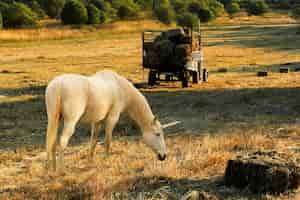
157, 154, 166, 161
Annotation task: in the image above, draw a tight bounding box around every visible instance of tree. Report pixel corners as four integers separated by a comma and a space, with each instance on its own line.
154, 6, 175, 24
61, 0, 88, 24
245, 0, 268, 16
226, 2, 240, 16
87, 3, 100, 24
0, 11, 3, 29
3, 2, 37, 28
38, 0, 65, 18
117, 4, 139, 19
176, 12, 199, 29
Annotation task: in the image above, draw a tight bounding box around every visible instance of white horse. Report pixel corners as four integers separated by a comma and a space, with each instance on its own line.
45, 70, 167, 172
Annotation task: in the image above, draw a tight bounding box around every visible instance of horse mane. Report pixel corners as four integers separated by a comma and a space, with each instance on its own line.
115, 74, 155, 131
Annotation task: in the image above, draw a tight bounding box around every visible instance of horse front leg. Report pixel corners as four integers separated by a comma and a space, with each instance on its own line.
104, 112, 120, 156
89, 122, 102, 161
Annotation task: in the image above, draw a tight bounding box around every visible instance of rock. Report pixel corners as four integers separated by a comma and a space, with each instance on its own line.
224, 151, 300, 194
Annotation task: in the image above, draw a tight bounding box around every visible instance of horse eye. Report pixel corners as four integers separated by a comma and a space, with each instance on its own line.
155, 133, 160, 137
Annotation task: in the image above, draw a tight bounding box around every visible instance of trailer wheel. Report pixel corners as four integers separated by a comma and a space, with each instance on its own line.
148, 71, 156, 86
203, 68, 208, 82
181, 71, 189, 88
192, 71, 199, 84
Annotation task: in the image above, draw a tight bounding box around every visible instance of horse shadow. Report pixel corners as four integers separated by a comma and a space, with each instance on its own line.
106, 175, 263, 199
1, 83, 300, 150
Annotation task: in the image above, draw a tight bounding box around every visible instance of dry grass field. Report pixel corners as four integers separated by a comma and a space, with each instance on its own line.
1, 12, 300, 199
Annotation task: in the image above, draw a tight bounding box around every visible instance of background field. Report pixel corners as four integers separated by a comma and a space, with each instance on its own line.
1, 13, 300, 199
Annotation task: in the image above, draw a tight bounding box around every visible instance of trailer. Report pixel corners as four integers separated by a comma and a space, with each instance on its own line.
142, 27, 207, 88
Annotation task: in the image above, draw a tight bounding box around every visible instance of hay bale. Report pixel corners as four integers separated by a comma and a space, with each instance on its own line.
162, 28, 185, 39
180, 36, 191, 44
154, 39, 175, 64
224, 151, 300, 194
144, 50, 160, 68
175, 44, 192, 58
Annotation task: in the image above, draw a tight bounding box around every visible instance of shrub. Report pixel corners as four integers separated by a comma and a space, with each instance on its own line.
0, 11, 2, 29
198, 7, 214, 22
226, 2, 240, 15
188, 1, 205, 14
135, 0, 153, 9
278, 0, 290, 9
61, 0, 88, 25
99, 10, 107, 23
91, 0, 111, 11
209, 0, 225, 17
245, 0, 268, 15
160, 0, 171, 7
90, 0, 116, 21
28, 1, 47, 19
188, 1, 215, 22
292, 6, 300, 17
154, 6, 175, 24
87, 3, 100, 24
176, 12, 199, 29
171, 0, 187, 13
38, 0, 65, 18
3, 2, 37, 28
218, 0, 233, 6
117, 4, 139, 19
0, 2, 9, 13
188, 2, 214, 23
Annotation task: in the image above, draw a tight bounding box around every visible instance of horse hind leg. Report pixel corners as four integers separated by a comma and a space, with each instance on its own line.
58, 116, 81, 173
89, 122, 102, 161
46, 114, 60, 172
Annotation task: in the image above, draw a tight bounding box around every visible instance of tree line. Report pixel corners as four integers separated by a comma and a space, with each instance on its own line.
0, 0, 298, 29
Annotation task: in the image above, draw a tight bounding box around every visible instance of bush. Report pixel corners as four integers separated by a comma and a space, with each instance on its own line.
187, 1, 215, 22
3, 2, 37, 28
171, 0, 187, 13
209, 0, 225, 17
135, 0, 153, 9
188, 1, 205, 14
28, 1, 47, 19
87, 3, 100, 24
176, 12, 199, 29
99, 10, 107, 23
292, 7, 300, 18
91, 0, 111, 11
0, 11, 2, 29
218, 0, 233, 5
117, 4, 139, 19
61, 0, 88, 25
198, 7, 214, 22
38, 0, 65, 18
245, 0, 268, 15
154, 6, 175, 24
226, 2, 240, 15
278, 0, 290, 9
0, 2, 9, 13
90, 0, 116, 21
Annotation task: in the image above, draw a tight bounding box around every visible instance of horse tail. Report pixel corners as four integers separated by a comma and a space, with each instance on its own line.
45, 79, 62, 167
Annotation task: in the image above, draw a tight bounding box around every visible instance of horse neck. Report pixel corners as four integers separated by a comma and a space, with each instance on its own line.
126, 87, 154, 132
